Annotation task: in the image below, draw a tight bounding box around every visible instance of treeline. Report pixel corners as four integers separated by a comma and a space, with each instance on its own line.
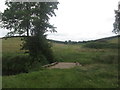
49, 39, 89, 44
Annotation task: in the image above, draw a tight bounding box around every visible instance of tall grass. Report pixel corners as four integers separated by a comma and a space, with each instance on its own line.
2, 64, 118, 88
2, 37, 23, 53
92, 52, 118, 64
52, 43, 118, 65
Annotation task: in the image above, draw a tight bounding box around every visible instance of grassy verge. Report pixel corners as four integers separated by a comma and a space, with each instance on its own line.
2, 64, 118, 88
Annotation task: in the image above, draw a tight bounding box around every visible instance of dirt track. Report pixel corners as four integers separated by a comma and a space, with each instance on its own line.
48, 62, 81, 69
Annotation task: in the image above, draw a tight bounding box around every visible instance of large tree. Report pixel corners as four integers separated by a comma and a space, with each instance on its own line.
1, 1, 59, 63
2, 2, 58, 36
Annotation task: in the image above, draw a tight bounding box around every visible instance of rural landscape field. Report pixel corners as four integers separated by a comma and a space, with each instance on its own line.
1, 36, 119, 88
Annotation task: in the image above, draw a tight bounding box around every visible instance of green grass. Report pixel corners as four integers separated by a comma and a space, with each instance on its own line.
2, 37, 119, 88
2, 37, 23, 53
52, 43, 118, 64
2, 64, 118, 88
107, 37, 119, 44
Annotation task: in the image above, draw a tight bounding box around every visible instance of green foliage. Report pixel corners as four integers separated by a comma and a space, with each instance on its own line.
22, 35, 54, 63
2, 2, 59, 36
2, 54, 49, 75
2, 2, 59, 65
113, 8, 120, 34
2, 55, 31, 75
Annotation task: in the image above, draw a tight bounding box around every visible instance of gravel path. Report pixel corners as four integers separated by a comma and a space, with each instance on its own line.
48, 62, 81, 69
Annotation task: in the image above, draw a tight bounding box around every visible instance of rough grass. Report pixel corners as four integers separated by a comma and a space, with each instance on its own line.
52, 43, 118, 64
2, 64, 118, 88
2, 37, 119, 88
107, 37, 118, 43
2, 37, 23, 53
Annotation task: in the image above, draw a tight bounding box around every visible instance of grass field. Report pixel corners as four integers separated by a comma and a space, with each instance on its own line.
1, 36, 119, 88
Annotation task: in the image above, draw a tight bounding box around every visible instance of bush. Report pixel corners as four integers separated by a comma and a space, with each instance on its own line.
2, 53, 50, 76
2, 55, 31, 75
22, 36, 54, 63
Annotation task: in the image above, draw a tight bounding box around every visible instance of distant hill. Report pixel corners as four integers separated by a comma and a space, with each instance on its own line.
49, 35, 120, 44
1, 35, 119, 44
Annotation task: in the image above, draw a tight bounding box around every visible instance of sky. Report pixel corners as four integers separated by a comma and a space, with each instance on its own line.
0, 0, 119, 41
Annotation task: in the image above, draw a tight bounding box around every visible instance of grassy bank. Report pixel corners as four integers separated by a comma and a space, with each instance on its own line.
2, 64, 118, 88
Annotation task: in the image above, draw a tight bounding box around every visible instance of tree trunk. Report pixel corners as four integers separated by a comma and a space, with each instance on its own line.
27, 28, 29, 37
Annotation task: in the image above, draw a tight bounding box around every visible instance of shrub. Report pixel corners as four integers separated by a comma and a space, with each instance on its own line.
2, 53, 50, 76
22, 36, 54, 63
2, 55, 31, 75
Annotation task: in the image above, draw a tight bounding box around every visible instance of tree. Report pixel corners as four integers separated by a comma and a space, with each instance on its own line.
0, 11, 2, 27
2, 2, 58, 36
113, 2, 120, 34
1, 1, 59, 63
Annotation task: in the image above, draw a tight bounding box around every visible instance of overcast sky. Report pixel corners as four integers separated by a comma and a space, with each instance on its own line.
0, 0, 119, 41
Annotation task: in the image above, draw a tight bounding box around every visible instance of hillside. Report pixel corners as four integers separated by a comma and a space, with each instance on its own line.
1, 35, 119, 44
93, 35, 119, 43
